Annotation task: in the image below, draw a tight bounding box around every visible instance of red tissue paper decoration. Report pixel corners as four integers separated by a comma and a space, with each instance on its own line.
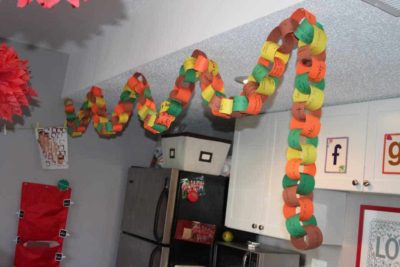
0, 43, 38, 122
17, 0, 87, 9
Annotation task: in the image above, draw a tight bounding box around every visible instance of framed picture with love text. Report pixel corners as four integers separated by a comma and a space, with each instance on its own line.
356, 205, 400, 267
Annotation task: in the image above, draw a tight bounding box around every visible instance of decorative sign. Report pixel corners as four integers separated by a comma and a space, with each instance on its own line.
382, 133, 400, 174
35, 127, 69, 169
356, 205, 400, 267
325, 137, 349, 173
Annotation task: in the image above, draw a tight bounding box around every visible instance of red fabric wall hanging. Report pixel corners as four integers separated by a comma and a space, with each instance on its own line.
14, 182, 72, 267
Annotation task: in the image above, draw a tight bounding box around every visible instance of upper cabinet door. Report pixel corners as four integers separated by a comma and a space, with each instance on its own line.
365, 98, 400, 194
315, 103, 369, 192
225, 114, 275, 233
260, 111, 346, 245
261, 111, 291, 240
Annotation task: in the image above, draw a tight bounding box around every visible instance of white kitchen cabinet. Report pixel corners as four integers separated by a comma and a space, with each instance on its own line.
226, 97, 400, 245
226, 111, 346, 245
364, 98, 400, 194
314, 98, 400, 195
315, 102, 369, 191
225, 114, 275, 234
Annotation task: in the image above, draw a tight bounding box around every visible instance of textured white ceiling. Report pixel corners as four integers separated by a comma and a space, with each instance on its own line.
0, 0, 303, 100
66, 0, 400, 134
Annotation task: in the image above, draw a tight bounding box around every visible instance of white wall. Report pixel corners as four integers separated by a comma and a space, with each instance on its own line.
0, 39, 156, 267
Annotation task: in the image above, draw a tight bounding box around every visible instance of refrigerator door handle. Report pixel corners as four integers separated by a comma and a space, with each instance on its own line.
148, 245, 162, 267
153, 177, 169, 242
242, 252, 250, 267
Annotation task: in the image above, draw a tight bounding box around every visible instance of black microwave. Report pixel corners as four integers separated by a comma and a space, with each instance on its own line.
212, 241, 301, 267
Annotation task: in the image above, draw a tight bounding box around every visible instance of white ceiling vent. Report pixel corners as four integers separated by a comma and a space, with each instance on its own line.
362, 0, 400, 16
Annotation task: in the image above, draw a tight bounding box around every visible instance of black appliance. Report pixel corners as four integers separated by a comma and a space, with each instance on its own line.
116, 167, 229, 267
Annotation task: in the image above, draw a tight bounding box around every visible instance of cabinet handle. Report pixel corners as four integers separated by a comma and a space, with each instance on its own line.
363, 180, 371, 187
252, 223, 258, 229
352, 179, 359, 186
259, 225, 264, 230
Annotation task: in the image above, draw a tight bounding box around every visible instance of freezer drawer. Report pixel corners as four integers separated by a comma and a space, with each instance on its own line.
116, 233, 169, 267
121, 167, 178, 244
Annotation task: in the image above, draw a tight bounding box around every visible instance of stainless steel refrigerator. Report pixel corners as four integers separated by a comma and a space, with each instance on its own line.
116, 167, 229, 267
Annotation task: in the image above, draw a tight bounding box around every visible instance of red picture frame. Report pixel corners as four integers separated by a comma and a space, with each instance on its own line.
356, 205, 400, 267
382, 133, 400, 175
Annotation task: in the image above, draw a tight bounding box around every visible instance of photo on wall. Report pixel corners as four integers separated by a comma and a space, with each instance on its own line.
35, 126, 69, 169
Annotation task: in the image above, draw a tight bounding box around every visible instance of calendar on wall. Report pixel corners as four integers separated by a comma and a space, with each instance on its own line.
35, 127, 69, 169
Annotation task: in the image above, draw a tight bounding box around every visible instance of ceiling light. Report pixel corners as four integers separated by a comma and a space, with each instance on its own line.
234, 76, 248, 85
362, 0, 400, 16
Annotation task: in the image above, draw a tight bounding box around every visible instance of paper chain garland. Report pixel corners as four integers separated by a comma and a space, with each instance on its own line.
17, 0, 87, 8
0, 43, 38, 123
64, 8, 327, 250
